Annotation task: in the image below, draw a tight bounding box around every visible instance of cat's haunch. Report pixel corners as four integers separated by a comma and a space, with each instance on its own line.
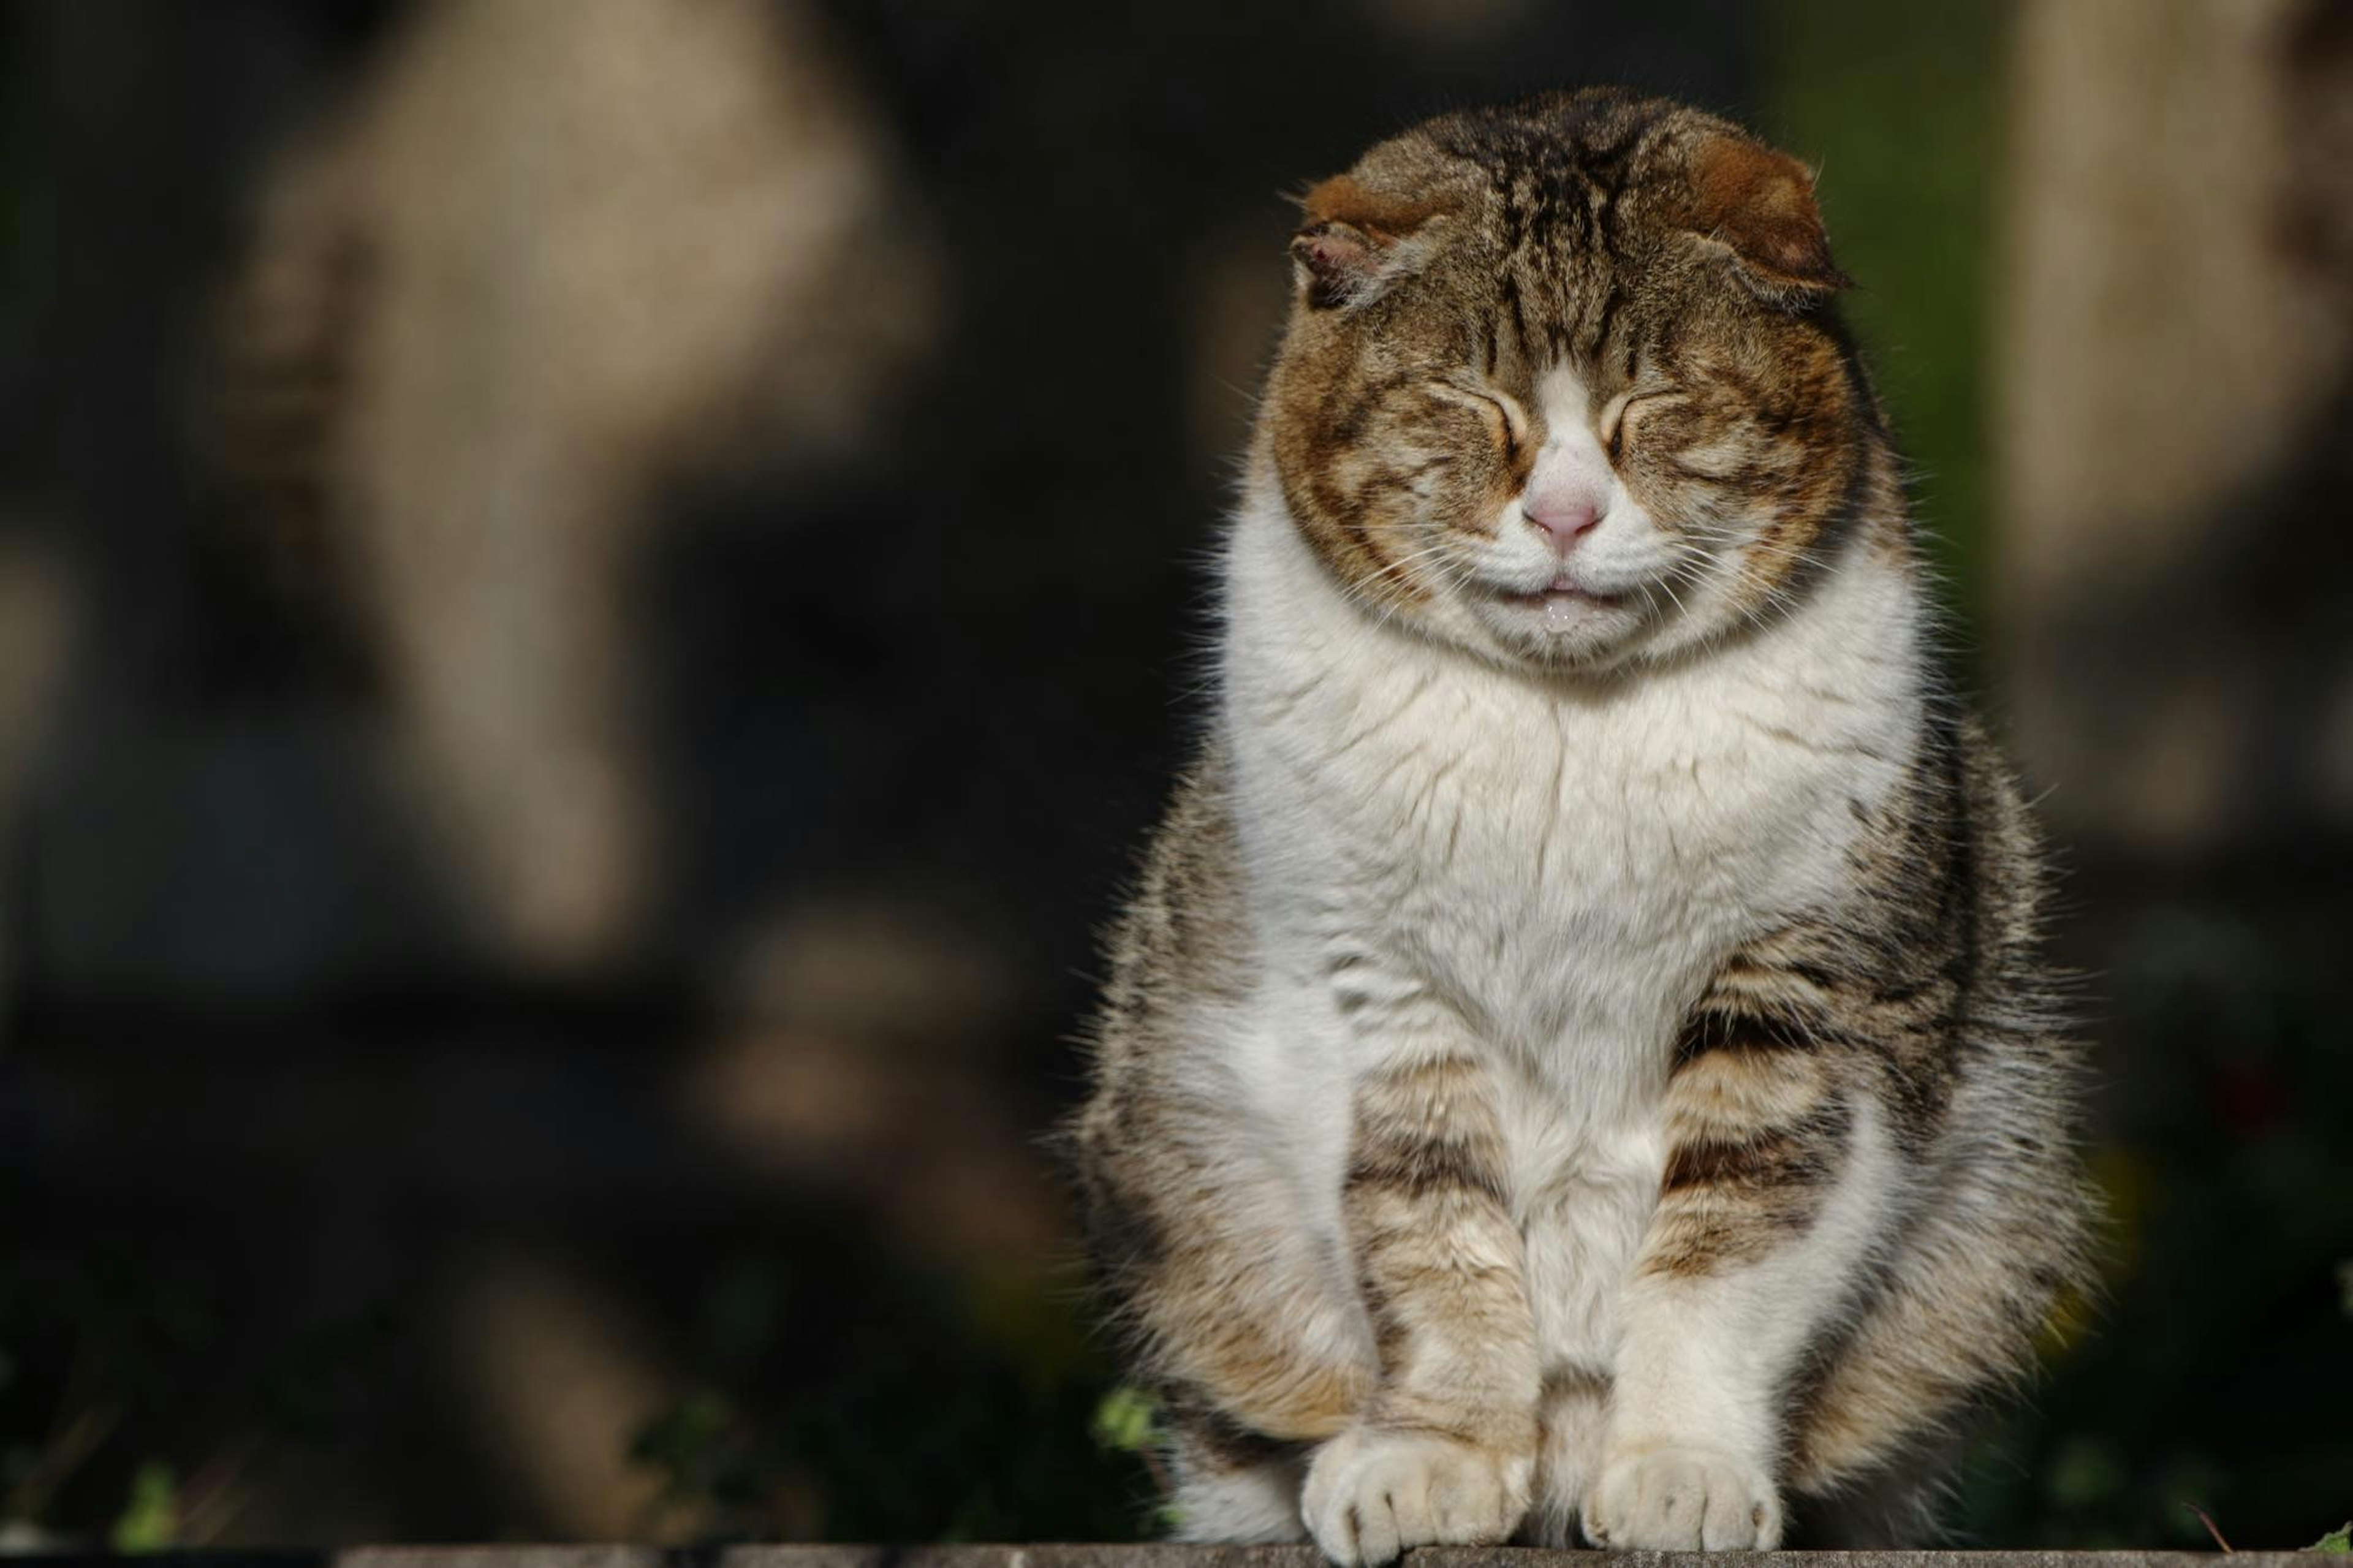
1071, 88, 2091, 1562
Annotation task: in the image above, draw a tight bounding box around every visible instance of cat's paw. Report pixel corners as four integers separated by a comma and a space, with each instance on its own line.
1582, 1442, 1782, 1551
1302, 1426, 1533, 1566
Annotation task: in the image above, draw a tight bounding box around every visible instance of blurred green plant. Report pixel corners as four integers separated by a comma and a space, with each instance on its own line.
2313, 1523, 2351, 1553
1762, 0, 1999, 639
108, 1461, 176, 1553
0, 1257, 393, 1548
1089, 1384, 1178, 1532
627, 1241, 1158, 1545
1089, 1385, 1160, 1456
1, 1260, 211, 1536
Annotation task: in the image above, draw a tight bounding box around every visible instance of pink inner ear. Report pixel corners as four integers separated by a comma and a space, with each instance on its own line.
1290, 221, 1382, 308
1290, 174, 1449, 307
1297, 224, 1374, 278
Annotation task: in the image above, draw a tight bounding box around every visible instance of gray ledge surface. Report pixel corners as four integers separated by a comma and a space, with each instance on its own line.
9, 1547, 2323, 1568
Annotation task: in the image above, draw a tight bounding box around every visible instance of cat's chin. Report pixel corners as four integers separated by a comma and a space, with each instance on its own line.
1470, 585, 1649, 670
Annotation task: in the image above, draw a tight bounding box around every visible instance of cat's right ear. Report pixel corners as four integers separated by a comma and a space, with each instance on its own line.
1680, 134, 1851, 306
1289, 175, 1439, 311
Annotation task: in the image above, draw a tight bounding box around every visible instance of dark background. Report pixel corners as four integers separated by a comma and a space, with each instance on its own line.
2, 0, 2348, 1552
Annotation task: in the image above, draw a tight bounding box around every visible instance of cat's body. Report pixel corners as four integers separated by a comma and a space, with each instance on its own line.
1074, 90, 2089, 1559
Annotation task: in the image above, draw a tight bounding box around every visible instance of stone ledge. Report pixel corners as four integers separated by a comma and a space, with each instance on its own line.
6, 1548, 2324, 1568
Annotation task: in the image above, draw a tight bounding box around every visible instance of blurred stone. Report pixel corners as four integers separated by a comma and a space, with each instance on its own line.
1996, 0, 2353, 856
680, 1021, 1068, 1271
686, 901, 1065, 1273
440, 1252, 680, 1542
0, 536, 71, 1025
722, 899, 1028, 1047
215, 0, 936, 971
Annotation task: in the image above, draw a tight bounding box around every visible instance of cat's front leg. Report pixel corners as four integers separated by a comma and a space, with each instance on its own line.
1585, 979, 1900, 1552
1302, 1003, 1540, 1566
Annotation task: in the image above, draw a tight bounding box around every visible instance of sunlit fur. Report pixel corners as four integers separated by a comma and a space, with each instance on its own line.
1074, 89, 2091, 1561
1264, 91, 1882, 675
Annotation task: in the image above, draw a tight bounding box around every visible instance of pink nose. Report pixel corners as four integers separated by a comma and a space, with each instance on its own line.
1523, 499, 1602, 555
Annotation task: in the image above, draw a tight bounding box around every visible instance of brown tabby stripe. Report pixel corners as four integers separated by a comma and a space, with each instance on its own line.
1644, 967, 1854, 1278
1344, 1051, 1537, 1444
1658, 1100, 1849, 1196
1641, 1107, 1850, 1278
1348, 1131, 1511, 1206
1139, 1225, 1371, 1441
1537, 1361, 1610, 1409
1346, 1053, 1514, 1215
1790, 1252, 2074, 1494
1673, 995, 1821, 1061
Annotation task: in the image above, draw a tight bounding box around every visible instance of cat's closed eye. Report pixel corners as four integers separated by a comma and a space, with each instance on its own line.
1430, 380, 1530, 460
1600, 388, 1680, 463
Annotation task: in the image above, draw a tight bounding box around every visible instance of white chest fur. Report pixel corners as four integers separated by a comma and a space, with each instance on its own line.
1217, 481, 1920, 1116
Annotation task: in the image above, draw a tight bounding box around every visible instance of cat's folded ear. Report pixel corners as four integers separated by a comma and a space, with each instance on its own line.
1681, 134, 1852, 306
1289, 175, 1444, 311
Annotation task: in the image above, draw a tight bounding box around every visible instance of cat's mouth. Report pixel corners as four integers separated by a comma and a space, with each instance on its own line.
1490, 575, 1635, 635
1496, 577, 1628, 612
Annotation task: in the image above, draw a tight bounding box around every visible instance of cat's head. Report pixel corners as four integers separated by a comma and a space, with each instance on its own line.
1259, 89, 1892, 672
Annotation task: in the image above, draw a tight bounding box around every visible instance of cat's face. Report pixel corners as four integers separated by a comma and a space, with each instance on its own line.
1262, 89, 1882, 673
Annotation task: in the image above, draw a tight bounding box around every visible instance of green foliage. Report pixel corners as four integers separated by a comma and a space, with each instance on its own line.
0, 1256, 393, 1546
1088, 1387, 1180, 1536
1089, 1385, 1161, 1455
2311, 1522, 2351, 1553
1762, 0, 2000, 638
624, 1241, 1158, 1544
2043, 1436, 2127, 1512
108, 1462, 176, 1554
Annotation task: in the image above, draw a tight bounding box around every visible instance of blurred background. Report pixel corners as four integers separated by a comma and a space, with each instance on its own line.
1, 0, 2349, 1552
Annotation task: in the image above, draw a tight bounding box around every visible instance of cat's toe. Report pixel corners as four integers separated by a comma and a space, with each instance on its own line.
1582, 1443, 1781, 1551
1302, 1426, 1531, 1567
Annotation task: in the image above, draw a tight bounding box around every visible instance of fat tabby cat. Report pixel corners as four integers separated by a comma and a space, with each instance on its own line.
1070, 89, 2093, 1559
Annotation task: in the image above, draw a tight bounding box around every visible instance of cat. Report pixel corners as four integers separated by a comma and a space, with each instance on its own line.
1072, 88, 2092, 1559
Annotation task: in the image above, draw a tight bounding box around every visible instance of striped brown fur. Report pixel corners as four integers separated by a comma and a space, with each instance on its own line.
1074, 756, 1377, 1444
1259, 91, 1885, 650
1343, 1052, 1538, 1448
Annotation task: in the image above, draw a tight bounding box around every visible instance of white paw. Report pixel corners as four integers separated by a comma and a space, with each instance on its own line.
1302, 1426, 1533, 1566
1582, 1443, 1783, 1551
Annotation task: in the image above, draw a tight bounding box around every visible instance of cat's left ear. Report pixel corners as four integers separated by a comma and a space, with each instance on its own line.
1289, 175, 1442, 311
1683, 134, 1852, 305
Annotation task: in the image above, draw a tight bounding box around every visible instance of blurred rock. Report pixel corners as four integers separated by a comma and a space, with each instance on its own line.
1996, 0, 2353, 856
0, 535, 72, 1026
441, 1251, 678, 1541
215, 0, 936, 971
681, 1021, 1068, 1273
721, 898, 1028, 1048
685, 901, 1066, 1274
